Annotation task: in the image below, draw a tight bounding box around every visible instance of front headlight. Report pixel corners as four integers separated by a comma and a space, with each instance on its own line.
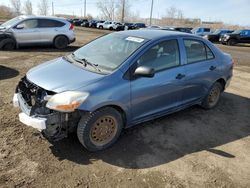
203, 35, 208, 39
46, 91, 89, 112
225, 35, 230, 39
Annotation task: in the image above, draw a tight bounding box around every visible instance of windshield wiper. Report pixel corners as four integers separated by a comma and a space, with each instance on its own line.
71, 53, 101, 72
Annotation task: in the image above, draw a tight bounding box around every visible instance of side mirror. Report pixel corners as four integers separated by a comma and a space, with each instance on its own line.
15, 24, 24, 29
134, 66, 155, 78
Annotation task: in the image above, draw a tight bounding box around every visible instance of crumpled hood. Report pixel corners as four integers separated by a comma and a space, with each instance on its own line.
26, 57, 105, 93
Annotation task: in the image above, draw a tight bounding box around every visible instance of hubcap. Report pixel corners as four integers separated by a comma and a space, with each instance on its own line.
90, 116, 118, 146
208, 86, 220, 106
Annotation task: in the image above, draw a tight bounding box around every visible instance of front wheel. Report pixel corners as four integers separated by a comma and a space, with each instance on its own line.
228, 39, 237, 46
201, 82, 222, 109
0, 38, 16, 50
77, 107, 123, 152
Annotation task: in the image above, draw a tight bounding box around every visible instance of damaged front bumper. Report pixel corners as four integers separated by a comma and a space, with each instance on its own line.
13, 77, 82, 140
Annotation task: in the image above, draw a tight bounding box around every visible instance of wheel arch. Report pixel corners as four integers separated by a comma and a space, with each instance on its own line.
216, 78, 226, 91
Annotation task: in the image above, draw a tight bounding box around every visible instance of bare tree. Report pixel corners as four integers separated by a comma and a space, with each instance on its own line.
38, 0, 49, 16
0, 5, 14, 19
23, 0, 33, 15
116, 0, 131, 22
96, 0, 116, 20
10, 0, 21, 15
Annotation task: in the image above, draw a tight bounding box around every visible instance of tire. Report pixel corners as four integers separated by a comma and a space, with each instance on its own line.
99, 26, 103, 29
228, 39, 237, 46
0, 38, 16, 50
77, 107, 123, 152
54, 36, 68, 49
201, 82, 223, 109
109, 27, 113, 31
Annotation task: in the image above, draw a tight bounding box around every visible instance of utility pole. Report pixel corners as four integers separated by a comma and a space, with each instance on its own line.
84, 0, 86, 17
121, 0, 125, 23
149, 0, 154, 26
52, 1, 54, 16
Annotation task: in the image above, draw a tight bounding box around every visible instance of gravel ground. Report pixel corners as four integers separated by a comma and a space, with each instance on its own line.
0, 28, 250, 188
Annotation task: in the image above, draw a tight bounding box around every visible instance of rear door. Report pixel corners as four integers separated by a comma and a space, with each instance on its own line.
130, 39, 186, 122
37, 19, 66, 43
12, 19, 40, 44
179, 38, 220, 105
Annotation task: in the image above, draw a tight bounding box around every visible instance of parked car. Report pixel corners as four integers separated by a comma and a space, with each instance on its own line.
101, 21, 121, 30
160, 27, 192, 33
89, 20, 103, 28
73, 19, 88, 26
13, 30, 233, 151
220, 29, 250, 45
192, 27, 211, 36
203, 29, 234, 43
80, 20, 89, 27
131, 23, 146, 29
0, 15, 75, 50
96, 20, 107, 29
124, 23, 134, 30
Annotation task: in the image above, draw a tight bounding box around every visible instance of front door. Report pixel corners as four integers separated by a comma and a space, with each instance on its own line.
12, 19, 40, 44
130, 39, 186, 122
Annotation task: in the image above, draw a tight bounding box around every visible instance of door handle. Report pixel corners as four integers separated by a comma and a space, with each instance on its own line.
176, 73, 185, 80
210, 66, 217, 71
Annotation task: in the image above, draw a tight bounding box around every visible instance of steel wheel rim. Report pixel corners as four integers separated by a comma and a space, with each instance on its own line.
90, 116, 118, 146
208, 86, 220, 106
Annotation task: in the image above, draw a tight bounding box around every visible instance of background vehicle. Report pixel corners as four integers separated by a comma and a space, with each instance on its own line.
13, 30, 233, 151
131, 23, 146, 29
0, 15, 75, 49
80, 20, 89, 27
73, 19, 88, 26
160, 26, 192, 33
124, 23, 134, 30
89, 20, 103, 28
203, 29, 234, 43
192, 27, 211, 36
220, 29, 250, 45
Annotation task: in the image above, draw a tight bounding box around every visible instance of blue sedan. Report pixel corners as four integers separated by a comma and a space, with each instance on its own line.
13, 30, 233, 151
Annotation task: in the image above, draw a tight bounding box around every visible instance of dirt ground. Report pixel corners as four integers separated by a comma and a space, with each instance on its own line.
0, 28, 250, 188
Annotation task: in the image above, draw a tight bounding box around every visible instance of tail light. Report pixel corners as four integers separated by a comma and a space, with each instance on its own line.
69, 23, 74, 30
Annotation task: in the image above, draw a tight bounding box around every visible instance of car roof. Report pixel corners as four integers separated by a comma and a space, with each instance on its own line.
118, 29, 195, 40
18, 15, 67, 21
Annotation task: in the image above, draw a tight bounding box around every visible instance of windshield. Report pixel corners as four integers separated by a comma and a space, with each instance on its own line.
232, 30, 241, 34
1, 17, 24, 28
72, 33, 148, 72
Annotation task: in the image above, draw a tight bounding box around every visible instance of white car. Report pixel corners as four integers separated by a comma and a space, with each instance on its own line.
97, 21, 120, 30
0, 15, 75, 49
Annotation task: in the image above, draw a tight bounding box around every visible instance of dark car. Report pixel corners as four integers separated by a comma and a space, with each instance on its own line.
203, 29, 234, 43
220, 29, 250, 45
124, 23, 134, 30
132, 23, 146, 29
161, 27, 192, 33
81, 20, 89, 27
73, 19, 88, 26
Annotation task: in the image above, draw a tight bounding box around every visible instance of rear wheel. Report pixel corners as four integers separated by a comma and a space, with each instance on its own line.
77, 107, 123, 152
99, 26, 103, 29
228, 39, 237, 46
1, 38, 16, 50
201, 82, 222, 109
54, 36, 68, 49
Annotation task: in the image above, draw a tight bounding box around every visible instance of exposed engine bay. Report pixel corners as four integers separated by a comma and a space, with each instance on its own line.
16, 76, 81, 141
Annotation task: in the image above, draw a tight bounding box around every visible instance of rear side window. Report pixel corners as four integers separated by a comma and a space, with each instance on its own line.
204, 28, 210, 32
138, 39, 180, 71
38, 19, 65, 28
184, 39, 214, 64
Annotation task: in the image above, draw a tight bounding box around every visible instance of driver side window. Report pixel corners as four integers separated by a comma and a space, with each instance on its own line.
17, 19, 38, 29
137, 39, 180, 71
